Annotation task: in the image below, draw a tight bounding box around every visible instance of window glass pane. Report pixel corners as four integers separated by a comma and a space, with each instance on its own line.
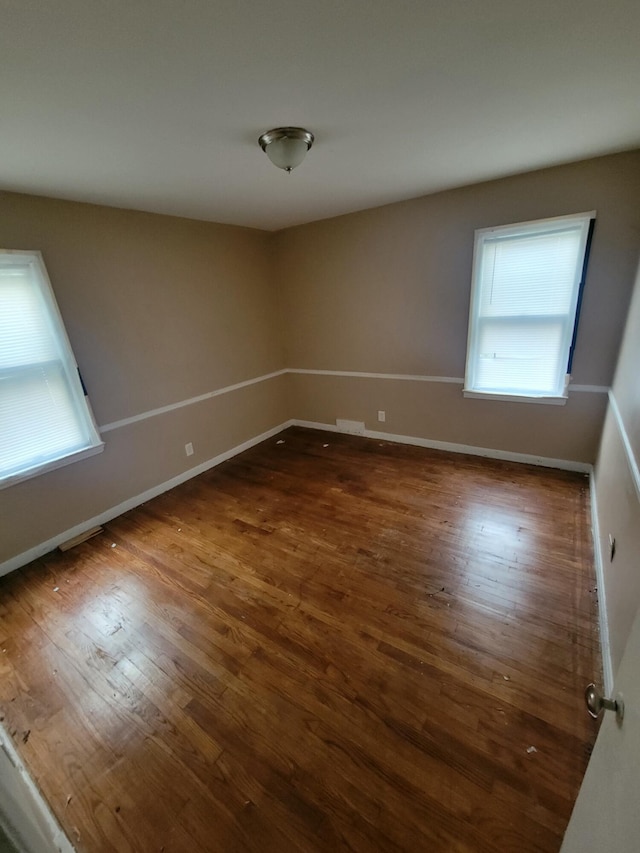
475, 319, 565, 395
479, 228, 584, 318
465, 213, 592, 399
0, 364, 90, 477
0, 251, 102, 486
0, 266, 59, 366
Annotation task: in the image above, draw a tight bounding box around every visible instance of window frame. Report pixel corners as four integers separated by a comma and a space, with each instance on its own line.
463, 211, 596, 405
0, 249, 104, 490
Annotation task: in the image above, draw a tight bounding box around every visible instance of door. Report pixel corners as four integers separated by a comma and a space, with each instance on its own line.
561, 607, 640, 850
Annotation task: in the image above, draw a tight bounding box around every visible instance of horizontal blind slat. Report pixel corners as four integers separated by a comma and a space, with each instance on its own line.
467, 214, 591, 397
0, 253, 101, 482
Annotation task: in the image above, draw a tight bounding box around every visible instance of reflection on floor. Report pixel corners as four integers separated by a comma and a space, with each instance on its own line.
0, 426, 602, 852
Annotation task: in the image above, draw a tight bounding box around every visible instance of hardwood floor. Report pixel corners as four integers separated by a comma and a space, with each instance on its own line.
0, 426, 601, 852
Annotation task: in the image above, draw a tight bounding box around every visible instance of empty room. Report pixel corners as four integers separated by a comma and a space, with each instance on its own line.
1, 2, 640, 852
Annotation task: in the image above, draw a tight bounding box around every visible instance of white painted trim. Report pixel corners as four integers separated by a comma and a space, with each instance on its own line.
608, 389, 640, 504
292, 419, 591, 472
0, 442, 105, 492
463, 389, 567, 406
94, 368, 608, 438
0, 723, 75, 853
569, 384, 609, 394
99, 369, 287, 433
289, 368, 464, 383
289, 368, 607, 393
589, 470, 613, 695
0, 421, 293, 578
474, 210, 597, 238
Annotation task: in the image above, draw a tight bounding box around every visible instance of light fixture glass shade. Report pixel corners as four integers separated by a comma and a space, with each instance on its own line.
259, 127, 314, 172
265, 137, 309, 171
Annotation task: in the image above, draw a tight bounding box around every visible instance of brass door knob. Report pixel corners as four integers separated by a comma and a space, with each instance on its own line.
585, 683, 624, 723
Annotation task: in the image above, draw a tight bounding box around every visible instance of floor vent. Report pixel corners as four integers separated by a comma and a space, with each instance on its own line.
336, 419, 365, 435
58, 526, 103, 552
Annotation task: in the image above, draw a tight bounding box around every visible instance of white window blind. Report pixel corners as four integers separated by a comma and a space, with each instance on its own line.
0, 251, 103, 487
464, 213, 594, 400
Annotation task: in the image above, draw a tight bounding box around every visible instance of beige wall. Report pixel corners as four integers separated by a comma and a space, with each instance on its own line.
291, 373, 607, 463
276, 151, 640, 463
593, 255, 640, 678
0, 193, 287, 566
2, 150, 640, 569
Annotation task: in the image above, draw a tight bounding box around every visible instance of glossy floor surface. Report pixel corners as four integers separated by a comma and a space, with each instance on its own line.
0, 427, 601, 852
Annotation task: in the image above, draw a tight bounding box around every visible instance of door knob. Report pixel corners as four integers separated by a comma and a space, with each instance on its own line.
585, 683, 624, 723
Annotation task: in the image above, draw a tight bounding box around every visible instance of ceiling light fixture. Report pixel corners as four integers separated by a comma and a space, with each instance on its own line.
258, 127, 314, 173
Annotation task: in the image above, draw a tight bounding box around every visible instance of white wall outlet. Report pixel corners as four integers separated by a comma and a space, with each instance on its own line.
377, 410, 386, 422
185, 442, 194, 457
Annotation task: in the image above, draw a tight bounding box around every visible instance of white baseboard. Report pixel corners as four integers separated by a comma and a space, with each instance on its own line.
589, 466, 614, 694
292, 419, 592, 472
0, 723, 75, 853
0, 421, 293, 578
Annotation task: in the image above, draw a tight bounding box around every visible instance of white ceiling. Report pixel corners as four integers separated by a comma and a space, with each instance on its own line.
2, 0, 640, 231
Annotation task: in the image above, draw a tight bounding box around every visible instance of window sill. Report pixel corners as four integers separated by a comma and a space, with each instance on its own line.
0, 442, 105, 491
463, 390, 568, 406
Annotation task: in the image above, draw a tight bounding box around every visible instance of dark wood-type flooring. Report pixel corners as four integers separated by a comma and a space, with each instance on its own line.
0, 427, 602, 852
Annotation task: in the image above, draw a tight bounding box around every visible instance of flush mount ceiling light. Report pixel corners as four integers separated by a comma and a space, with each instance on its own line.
258, 127, 314, 173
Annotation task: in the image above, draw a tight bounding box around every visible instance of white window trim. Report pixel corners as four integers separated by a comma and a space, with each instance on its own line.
463, 211, 595, 404
462, 389, 568, 406
0, 443, 105, 490
0, 249, 104, 490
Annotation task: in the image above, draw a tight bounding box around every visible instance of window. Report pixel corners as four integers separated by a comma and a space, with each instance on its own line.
0, 250, 103, 488
464, 212, 595, 403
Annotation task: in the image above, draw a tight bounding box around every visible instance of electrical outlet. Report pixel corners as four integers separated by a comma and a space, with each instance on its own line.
377, 410, 386, 422
185, 442, 194, 457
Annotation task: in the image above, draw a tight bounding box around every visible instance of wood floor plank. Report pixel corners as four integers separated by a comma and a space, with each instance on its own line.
0, 426, 601, 852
